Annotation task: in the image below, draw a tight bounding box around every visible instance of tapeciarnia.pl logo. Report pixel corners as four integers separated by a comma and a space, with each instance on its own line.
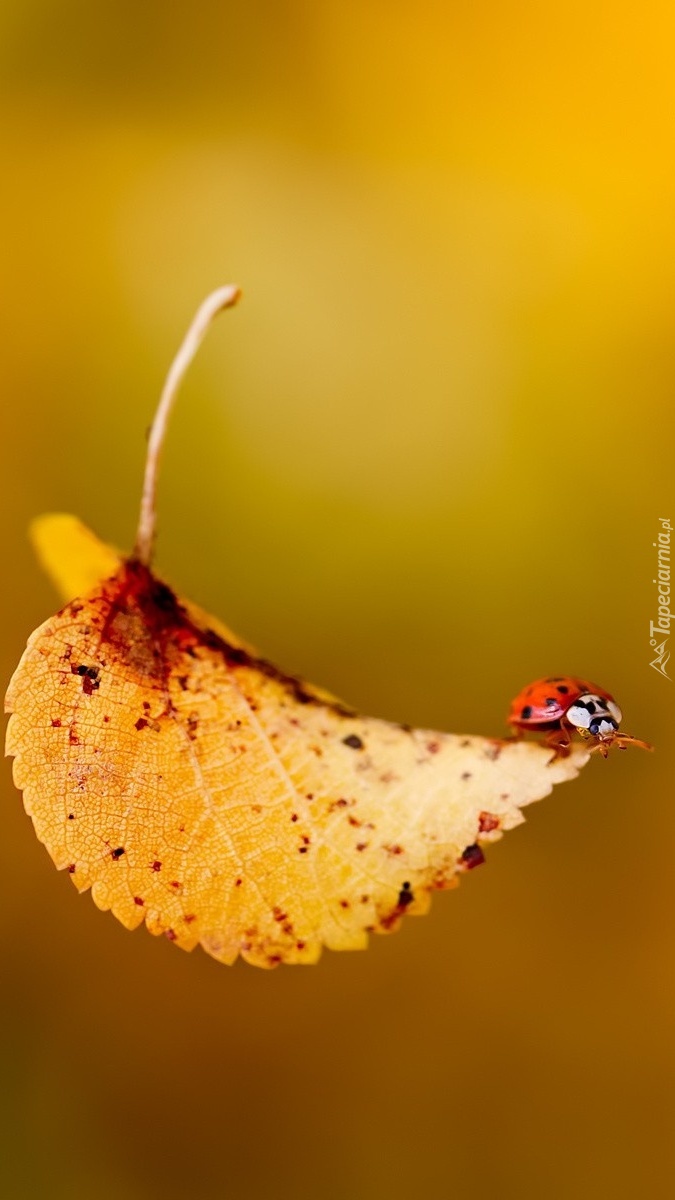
650, 517, 671, 680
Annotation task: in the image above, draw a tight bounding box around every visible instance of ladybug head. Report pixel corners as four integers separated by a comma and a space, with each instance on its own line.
566, 692, 623, 739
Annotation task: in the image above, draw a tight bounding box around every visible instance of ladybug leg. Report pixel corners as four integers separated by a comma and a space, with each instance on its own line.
575, 728, 609, 757
611, 733, 653, 753
587, 737, 609, 758
584, 732, 652, 756
543, 724, 572, 759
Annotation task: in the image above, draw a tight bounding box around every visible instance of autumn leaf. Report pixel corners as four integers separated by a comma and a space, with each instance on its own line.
5, 287, 591, 968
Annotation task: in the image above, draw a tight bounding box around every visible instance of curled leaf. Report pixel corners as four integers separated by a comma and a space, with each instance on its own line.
6, 516, 589, 968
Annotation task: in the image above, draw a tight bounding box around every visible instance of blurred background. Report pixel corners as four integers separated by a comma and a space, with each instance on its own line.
1, 2, 674, 1197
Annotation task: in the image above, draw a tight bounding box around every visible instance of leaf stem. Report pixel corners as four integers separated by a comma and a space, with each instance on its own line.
133, 284, 242, 566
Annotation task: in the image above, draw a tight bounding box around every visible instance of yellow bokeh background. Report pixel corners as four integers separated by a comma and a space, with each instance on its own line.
1, 3, 674, 1197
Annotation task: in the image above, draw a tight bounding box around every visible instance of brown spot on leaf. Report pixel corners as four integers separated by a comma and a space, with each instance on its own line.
460, 844, 485, 870
71, 663, 100, 695
343, 733, 364, 750
478, 812, 500, 833
379, 909, 401, 932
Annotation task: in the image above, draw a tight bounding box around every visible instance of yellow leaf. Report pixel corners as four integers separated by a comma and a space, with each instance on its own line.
5, 528, 589, 967
30, 513, 121, 602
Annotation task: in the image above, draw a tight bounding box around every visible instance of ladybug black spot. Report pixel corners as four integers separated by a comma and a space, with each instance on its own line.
556, 685, 569, 694
520, 705, 533, 720
545, 697, 558, 707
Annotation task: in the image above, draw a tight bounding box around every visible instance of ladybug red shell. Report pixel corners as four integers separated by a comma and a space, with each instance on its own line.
507, 676, 651, 758
508, 676, 617, 730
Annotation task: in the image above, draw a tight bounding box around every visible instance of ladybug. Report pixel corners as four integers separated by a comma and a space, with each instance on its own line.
508, 676, 652, 758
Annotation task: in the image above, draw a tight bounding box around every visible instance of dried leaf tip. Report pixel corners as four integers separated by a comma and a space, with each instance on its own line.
134, 284, 242, 566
